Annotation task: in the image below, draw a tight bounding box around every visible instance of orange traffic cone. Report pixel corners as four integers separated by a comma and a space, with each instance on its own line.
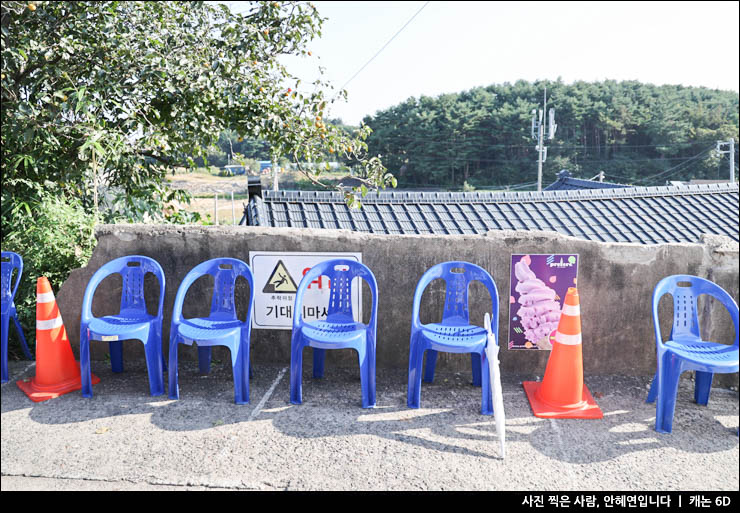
523, 287, 602, 419
16, 277, 99, 402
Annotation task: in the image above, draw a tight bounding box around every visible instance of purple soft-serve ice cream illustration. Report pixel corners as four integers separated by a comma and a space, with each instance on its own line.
514, 255, 561, 350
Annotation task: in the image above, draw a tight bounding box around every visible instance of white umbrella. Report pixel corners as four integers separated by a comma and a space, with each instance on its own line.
484, 312, 506, 459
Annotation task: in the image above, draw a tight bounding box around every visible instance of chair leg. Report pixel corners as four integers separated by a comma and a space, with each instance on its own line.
407, 334, 424, 409
168, 334, 180, 400
198, 345, 212, 374
359, 340, 376, 408
290, 332, 304, 405
13, 314, 33, 360
80, 329, 94, 398
313, 348, 326, 378
1, 313, 9, 383
143, 333, 164, 396
479, 351, 493, 415
646, 370, 658, 403
423, 349, 438, 383
655, 357, 682, 434
471, 352, 482, 387
694, 371, 713, 406
232, 343, 250, 405
157, 322, 167, 373
109, 340, 124, 373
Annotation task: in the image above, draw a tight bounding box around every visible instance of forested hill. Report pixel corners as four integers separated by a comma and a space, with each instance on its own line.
361, 80, 739, 191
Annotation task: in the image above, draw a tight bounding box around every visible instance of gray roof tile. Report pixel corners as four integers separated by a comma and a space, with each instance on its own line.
247, 183, 739, 244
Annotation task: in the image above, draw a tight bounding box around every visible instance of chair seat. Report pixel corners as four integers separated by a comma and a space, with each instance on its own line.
177, 317, 243, 343
420, 323, 487, 351
301, 320, 367, 347
88, 314, 156, 339
664, 340, 739, 370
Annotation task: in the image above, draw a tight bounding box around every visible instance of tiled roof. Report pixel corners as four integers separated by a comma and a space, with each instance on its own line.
246, 182, 739, 245
544, 170, 632, 191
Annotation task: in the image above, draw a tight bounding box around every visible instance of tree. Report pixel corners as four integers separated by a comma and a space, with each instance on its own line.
1, 0, 393, 219
1, 1, 394, 356
363, 80, 738, 189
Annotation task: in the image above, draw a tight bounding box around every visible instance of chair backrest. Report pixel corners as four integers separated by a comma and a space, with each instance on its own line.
174, 258, 254, 322
653, 274, 739, 347
1, 251, 23, 304
413, 261, 499, 326
296, 259, 377, 325
83, 255, 165, 319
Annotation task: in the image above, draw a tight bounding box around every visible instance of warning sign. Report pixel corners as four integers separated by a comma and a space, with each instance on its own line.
249, 251, 363, 330
262, 260, 298, 293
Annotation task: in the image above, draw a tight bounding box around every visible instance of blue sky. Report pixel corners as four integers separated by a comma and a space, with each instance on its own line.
226, 1, 740, 126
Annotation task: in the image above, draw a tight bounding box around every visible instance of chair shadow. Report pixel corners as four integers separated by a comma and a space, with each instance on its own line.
4, 362, 738, 463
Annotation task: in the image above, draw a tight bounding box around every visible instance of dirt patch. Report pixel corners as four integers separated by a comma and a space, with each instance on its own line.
167, 173, 256, 195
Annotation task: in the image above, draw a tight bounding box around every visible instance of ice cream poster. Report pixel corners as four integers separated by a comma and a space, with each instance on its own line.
508, 254, 579, 350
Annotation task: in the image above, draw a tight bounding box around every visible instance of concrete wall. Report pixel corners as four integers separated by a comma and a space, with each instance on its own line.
57, 225, 739, 387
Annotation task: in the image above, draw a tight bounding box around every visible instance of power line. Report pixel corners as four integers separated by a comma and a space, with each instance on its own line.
367, 133, 722, 150
337, 1, 430, 93
631, 147, 715, 184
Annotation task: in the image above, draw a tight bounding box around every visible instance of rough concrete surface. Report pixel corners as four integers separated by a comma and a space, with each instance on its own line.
2, 359, 737, 491
53, 225, 739, 388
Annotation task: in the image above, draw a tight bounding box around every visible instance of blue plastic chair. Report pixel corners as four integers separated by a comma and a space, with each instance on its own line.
646, 275, 739, 433
168, 258, 254, 404
1, 251, 33, 383
407, 261, 499, 415
80, 255, 166, 397
290, 259, 378, 408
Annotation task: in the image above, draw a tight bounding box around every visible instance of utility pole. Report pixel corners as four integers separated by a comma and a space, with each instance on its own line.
531, 86, 557, 191
716, 138, 735, 183
272, 155, 279, 191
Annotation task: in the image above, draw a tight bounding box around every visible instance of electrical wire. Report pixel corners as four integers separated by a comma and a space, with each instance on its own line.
337, 1, 430, 93
631, 147, 715, 184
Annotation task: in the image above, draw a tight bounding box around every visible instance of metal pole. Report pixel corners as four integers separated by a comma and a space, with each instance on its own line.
537, 121, 544, 192
231, 191, 235, 225
214, 193, 218, 225
536, 87, 548, 192
717, 139, 736, 183
730, 138, 735, 183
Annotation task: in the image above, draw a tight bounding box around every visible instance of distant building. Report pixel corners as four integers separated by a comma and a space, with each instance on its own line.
259, 161, 283, 175
544, 169, 632, 191
222, 164, 247, 176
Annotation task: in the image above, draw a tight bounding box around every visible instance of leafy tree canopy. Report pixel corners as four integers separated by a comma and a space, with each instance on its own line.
362, 79, 738, 190
1, 0, 393, 220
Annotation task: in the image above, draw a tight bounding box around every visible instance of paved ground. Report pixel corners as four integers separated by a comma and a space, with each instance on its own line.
1, 358, 738, 491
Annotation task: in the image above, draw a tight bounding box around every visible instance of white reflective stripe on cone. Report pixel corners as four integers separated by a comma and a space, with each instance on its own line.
561, 304, 580, 316
554, 331, 582, 345
36, 315, 64, 331
36, 291, 56, 303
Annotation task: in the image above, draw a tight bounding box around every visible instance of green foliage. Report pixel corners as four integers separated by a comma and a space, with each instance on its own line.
2, 1, 393, 356
1, 0, 391, 215
363, 79, 739, 189
1, 185, 97, 350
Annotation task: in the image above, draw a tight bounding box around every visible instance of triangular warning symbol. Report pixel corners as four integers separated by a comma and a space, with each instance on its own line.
262, 260, 298, 293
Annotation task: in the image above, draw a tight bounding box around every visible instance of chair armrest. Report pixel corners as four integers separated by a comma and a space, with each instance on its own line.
170, 270, 204, 326
11, 258, 23, 304
651, 281, 671, 350
293, 264, 326, 331
359, 268, 379, 332
704, 287, 740, 348
148, 261, 166, 320
80, 267, 115, 325
411, 267, 443, 331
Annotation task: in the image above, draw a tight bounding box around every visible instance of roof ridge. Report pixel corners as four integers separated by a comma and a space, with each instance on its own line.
263, 182, 739, 203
